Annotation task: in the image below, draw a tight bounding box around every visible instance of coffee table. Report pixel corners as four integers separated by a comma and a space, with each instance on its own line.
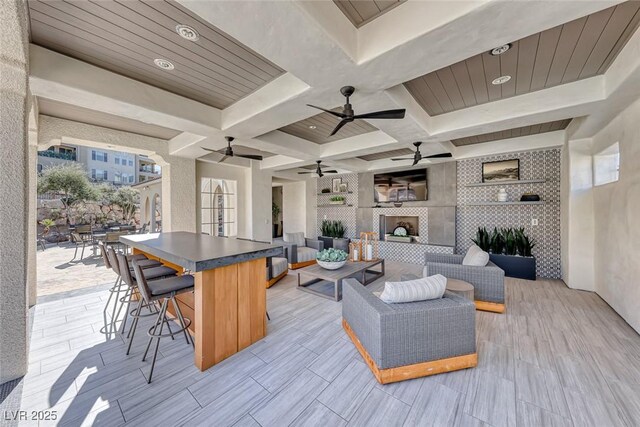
297, 259, 385, 301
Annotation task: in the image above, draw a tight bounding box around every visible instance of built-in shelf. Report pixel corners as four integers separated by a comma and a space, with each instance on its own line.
317, 204, 354, 208
462, 201, 545, 206
317, 191, 353, 195
465, 179, 546, 187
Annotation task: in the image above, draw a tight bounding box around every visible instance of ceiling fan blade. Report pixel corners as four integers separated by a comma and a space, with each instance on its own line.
390, 157, 413, 161
329, 119, 349, 136
202, 147, 222, 153
323, 170, 338, 173
306, 105, 346, 118
353, 109, 406, 120
424, 153, 453, 159
297, 171, 315, 174
236, 154, 263, 161
218, 155, 229, 163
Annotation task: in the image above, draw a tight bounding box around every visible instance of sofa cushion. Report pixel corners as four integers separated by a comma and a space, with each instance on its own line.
284, 232, 305, 247
271, 257, 288, 277
379, 274, 447, 304
296, 247, 317, 263
462, 244, 489, 267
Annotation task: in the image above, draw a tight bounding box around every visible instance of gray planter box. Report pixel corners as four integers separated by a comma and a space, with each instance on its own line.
489, 254, 536, 280
319, 236, 350, 252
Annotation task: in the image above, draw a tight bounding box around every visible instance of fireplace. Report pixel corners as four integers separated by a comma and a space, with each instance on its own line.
379, 215, 419, 242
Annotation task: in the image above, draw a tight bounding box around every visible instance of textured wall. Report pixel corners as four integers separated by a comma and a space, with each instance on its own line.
0, 0, 29, 384
590, 98, 640, 333
456, 149, 562, 278
282, 181, 308, 235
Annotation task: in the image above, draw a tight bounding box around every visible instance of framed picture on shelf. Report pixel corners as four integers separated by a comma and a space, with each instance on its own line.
339, 183, 348, 193
332, 178, 342, 193
482, 159, 520, 182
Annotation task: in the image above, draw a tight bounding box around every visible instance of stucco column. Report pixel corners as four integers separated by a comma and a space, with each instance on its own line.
0, 0, 30, 383
162, 156, 196, 232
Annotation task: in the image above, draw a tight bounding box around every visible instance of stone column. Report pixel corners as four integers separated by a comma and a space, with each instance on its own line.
0, 0, 30, 384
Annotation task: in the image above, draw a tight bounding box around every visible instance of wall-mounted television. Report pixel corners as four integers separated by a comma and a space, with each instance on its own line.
374, 169, 428, 202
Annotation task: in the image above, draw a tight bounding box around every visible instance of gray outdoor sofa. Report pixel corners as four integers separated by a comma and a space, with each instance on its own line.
342, 278, 477, 384
417, 253, 506, 313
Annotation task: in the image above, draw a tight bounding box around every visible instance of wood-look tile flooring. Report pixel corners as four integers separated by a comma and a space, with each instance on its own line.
21, 262, 640, 426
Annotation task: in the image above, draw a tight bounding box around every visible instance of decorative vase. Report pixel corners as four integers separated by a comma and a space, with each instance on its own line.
497, 188, 508, 202
317, 260, 347, 270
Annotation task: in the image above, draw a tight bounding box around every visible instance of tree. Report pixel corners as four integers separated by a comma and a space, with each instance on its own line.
37, 164, 99, 224
106, 186, 139, 224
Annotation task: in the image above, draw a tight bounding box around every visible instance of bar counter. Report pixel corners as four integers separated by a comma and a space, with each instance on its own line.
121, 232, 283, 370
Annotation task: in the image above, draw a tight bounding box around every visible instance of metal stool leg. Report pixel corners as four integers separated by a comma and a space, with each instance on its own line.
266, 311, 271, 321
171, 297, 192, 346
143, 299, 166, 362
146, 299, 168, 383
112, 287, 131, 335
126, 299, 144, 355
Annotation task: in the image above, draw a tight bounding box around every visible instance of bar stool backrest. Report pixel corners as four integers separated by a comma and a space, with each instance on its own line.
116, 252, 135, 289
131, 260, 153, 303
106, 246, 121, 276
98, 242, 111, 269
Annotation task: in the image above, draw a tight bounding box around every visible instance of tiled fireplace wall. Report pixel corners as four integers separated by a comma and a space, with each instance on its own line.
456, 149, 561, 278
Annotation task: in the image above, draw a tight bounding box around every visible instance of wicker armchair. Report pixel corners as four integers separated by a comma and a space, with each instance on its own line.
280, 232, 324, 269
422, 253, 505, 313
342, 278, 477, 384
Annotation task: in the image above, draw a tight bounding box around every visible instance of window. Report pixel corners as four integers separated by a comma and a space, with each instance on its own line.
200, 178, 237, 237
128, 175, 134, 183
91, 169, 108, 181
128, 159, 134, 167
92, 150, 108, 162
594, 142, 620, 186
115, 157, 120, 165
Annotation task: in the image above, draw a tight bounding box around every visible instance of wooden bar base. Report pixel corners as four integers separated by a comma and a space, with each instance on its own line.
474, 300, 506, 314
343, 319, 477, 384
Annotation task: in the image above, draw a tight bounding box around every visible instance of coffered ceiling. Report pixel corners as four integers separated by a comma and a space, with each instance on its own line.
358, 148, 414, 161
278, 110, 378, 144
27, 0, 284, 109
333, 0, 406, 28
450, 119, 572, 147
404, 2, 640, 116
38, 98, 182, 140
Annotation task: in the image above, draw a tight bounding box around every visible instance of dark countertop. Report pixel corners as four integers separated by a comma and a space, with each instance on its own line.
120, 232, 284, 272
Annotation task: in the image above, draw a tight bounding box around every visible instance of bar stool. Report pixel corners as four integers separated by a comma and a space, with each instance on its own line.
131, 259, 194, 383
105, 247, 170, 334
116, 252, 178, 350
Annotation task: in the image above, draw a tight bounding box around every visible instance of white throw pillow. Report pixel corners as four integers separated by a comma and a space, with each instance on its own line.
462, 244, 489, 267
283, 232, 305, 247
379, 274, 447, 303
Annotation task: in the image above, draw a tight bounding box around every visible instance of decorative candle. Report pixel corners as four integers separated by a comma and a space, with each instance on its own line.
366, 243, 373, 261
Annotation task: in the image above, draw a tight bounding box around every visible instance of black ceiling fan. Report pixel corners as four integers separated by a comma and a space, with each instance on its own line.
297, 160, 338, 178
307, 86, 406, 137
391, 142, 453, 166
202, 136, 263, 163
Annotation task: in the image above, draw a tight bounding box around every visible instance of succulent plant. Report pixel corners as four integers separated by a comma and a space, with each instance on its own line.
316, 248, 348, 262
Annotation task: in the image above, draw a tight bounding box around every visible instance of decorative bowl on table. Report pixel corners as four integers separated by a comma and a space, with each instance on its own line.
316, 248, 348, 270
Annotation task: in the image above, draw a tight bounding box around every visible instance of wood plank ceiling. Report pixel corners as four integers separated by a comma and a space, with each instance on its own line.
404, 2, 640, 116
38, 98, 182, 140
333, 0, 406, 28
27, 0, 284, 109
279, 110, 378, 144
358, 148, 413, 161
450, 119, 572, 147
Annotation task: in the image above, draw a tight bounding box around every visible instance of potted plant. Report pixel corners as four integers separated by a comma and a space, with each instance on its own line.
316, 248, 348, 270
329, 195, 345, 205
319, 220, 350, 251
272, 201, 281, 237
472, 226, 537, 280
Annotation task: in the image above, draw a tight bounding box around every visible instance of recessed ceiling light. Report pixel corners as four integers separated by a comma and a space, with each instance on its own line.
308, 125, 317, 129
176, 24, 200, 41
490, 44, 511, 56
154, 58, 174, 70
492, 75, 511, 85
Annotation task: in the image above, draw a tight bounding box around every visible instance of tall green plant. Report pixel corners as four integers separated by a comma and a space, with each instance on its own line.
37, 164, 99, 225
489, 227, 505, 254
515, 227, 536, 257
502, 228, 517, 255
105, 186, 139, 224
333, 221, 345, 238
321, 220, 346, 238
471, 227, 491, 251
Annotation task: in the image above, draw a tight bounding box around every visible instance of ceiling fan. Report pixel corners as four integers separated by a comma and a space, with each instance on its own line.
307, 86, 406, 137
391, 142, 453, 166
201, 136, 263, 163
297, 160, 338, 178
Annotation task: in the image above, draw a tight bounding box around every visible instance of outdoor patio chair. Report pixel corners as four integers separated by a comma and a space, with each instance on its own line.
131, 259, 194, 383
281, 232, 324, 269
70, 232, 91, 261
